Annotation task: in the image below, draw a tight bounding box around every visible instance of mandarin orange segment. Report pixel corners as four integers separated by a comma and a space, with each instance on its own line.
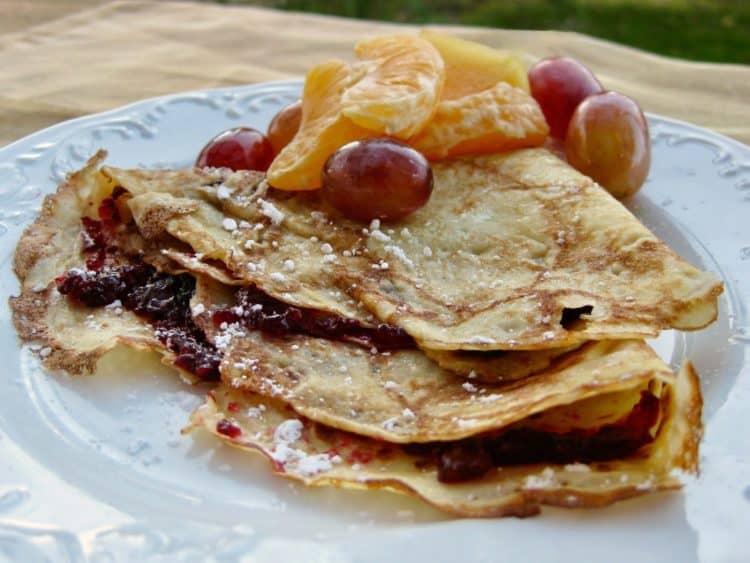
267, 60, 370, 191
419, 30, 529, 100
340, 35, 445, 138
408, 82, 549, 160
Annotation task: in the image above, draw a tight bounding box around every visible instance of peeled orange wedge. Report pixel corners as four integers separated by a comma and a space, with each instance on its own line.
267, 32, 548, 190
341, 35, 445, 138
267, 60, 370, 191
404, 31, 546, 160
419, 30, 529, 100
409, 82, 549, 160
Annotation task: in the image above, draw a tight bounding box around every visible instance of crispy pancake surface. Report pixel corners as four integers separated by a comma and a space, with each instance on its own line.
104, 148, 722, 351
218, 333, 675, 443
331, 149, 722, 349
188, 362, 702, 518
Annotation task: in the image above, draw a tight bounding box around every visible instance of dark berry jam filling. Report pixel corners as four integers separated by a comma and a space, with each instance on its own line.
56, 202, 221, 379
56, 262, 222, 380
214, 286, 414, 352
404, 390, 661, 483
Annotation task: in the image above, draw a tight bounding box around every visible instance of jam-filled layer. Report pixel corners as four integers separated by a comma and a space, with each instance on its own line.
404, 390, 661, 483
57, 262, 222, 379
213, 286, 414, 352
56, 200, 413, 380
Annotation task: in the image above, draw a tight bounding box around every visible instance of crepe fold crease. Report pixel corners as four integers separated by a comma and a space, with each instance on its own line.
218, 332, 675, 444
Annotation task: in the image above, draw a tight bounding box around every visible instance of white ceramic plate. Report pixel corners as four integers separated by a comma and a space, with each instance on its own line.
0, 81, 748, 563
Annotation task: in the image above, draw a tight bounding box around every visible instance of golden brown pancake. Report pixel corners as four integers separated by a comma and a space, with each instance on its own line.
421, 344, 581, 384
188, 361, 701, 518
218, 333, 675, 443
103, 148, 722, 351
103, 164, 375, 324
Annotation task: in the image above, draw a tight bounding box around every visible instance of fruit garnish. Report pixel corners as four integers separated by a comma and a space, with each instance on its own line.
528, 56, 604, 139
341, 35, 445, 138
565, 91, 651, 199
259, 35, 648, 199
267, 99, 302, 156
321, 138, 433, 222
267, 60, 370, 190
419, 29, 529, 99
265, 33, 553, 190
409, 82, 549, 160
196, 127, 273, 171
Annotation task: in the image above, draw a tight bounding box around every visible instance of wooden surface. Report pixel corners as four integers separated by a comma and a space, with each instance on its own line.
0, 0, 748, 148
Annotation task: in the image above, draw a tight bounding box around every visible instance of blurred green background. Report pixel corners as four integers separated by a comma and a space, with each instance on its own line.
211, 0, 748, 64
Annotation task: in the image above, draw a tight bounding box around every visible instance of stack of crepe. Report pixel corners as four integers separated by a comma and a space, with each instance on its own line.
11, 147, 721, 517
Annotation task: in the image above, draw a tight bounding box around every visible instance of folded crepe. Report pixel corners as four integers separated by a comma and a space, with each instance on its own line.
188, 360, 701, 518
8, 152, 707, 518
104, 147, 722, 352
10, 152, 217, 381
215, 331, 674, 444
186, 275, 701, 516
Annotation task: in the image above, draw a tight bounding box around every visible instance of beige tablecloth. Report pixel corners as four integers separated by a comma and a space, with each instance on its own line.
1, 0, 749, 148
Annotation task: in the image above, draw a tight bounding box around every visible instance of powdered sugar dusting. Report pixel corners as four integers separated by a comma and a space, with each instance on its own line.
296, 453, 341, 476
214, 322, 246, 351
222, 218, 238, 232
524, 467, 557, 489
270, 418, 340, 477
258, 199, 285, 225
384, 245, 414, 268
274, 419, 303, 444
467, 335, 493, 344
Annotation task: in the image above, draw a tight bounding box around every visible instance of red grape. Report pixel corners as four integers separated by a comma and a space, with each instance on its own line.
196, 127, 273, 171
565, 91, 651, 199
321, 138, 432, 222
267, 100, 302, 155
528, 57, 603, 139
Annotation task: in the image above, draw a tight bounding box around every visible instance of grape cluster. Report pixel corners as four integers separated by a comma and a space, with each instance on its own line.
529, 57, 650, 198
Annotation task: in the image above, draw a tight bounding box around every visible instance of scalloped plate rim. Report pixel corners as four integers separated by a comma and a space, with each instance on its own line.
0, 80, 748, 563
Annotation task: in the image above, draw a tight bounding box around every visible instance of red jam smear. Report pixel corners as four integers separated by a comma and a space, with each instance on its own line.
406, 390, 661, 483
81, 217, 107, 271
216, 418, 242, 438
215, 286, 415, 352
